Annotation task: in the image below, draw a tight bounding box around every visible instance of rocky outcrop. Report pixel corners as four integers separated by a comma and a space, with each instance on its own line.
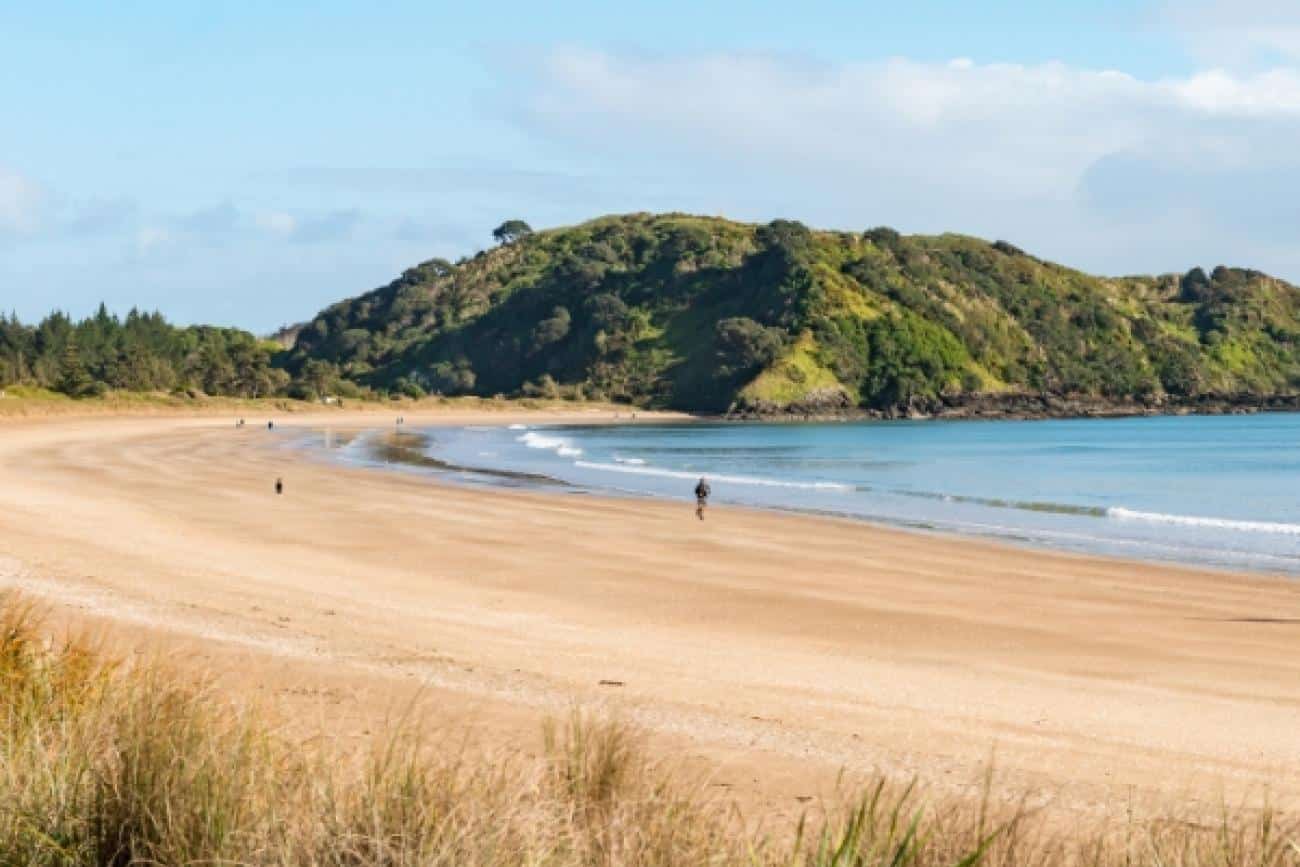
727, 387, 854, 419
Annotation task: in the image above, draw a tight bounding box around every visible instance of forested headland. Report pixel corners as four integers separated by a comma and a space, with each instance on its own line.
279, 213, 1300, 417
11, 212, 1300, 417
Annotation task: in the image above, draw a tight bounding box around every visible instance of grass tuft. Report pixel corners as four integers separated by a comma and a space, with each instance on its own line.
1, 593, 1297, 865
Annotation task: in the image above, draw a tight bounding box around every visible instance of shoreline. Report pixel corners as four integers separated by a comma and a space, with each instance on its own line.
342, 418, 1300, 580
2, 411, 1300, 821
9, 386, 1300, 427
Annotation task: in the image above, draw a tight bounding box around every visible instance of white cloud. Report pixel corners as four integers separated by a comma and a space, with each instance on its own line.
136, 226, 172, 252
1170, 68, 1300, 115
0, 168, 48, 234
256, 210, 297, 235
515, 48, 1300, 280
530, 51, 1153, 204
0, 170, 139, 241
1166, 0, 1300, 65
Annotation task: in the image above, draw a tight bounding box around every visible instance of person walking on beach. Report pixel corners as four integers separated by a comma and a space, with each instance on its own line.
695, 477, 711, 521
275, 477, 283, 495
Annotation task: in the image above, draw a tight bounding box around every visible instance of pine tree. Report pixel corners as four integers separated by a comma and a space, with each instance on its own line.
57, 340, 94, 397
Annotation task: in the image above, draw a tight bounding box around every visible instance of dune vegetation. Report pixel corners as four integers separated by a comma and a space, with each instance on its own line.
3, 594, 1298, 866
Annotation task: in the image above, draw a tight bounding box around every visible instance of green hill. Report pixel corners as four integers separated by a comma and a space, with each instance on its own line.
283, 213, 1300, 415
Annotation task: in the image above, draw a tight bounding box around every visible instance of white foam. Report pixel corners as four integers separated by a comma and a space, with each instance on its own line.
614, 456, 647, 465
1108, 507, 1300, 536
573, 460, 851, 491
517, 431, 583, 458
508, 424, 529, 430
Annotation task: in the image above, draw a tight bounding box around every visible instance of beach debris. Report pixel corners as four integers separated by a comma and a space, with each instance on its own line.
598, 679, 625, 687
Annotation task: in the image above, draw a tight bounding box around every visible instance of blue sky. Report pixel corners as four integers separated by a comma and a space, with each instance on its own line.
5, 0, 1300, 331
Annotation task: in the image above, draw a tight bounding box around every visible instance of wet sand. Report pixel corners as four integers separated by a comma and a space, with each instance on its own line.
2, 411, 1299, 819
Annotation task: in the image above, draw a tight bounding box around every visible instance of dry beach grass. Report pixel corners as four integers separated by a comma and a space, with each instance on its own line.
4, 596, 1300, 866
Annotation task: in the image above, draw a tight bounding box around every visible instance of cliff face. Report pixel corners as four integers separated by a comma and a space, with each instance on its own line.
285, 213, 1300, 414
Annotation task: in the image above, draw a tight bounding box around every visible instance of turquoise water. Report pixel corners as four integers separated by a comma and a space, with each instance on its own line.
357, 414, 1300, 575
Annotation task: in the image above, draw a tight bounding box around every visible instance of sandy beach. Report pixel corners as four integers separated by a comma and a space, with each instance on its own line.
2, 409, 1299, 820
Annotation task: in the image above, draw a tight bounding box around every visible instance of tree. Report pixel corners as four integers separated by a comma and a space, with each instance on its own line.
1180, 267, 1211, 302
301, 359, 338, 399
57, 340, 95, 397
864, 226, 901, 249
530, 306, 571, 353
425, 358, 477, 395
585, 294, 630, 332
492, 219, 533, 246
862, 313, 967, 407
715, 317, 785, 377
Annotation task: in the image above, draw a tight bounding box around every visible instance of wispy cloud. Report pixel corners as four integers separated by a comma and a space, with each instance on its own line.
127, 203, 365, 250
287, 208, 361, 244
0, 168, 142, 243
255, 210, 297, 236
511, 47, 1300, 278
0, 168, 49, 235
389, 215, 481, 246
266, 165, 595, 198
1165, 0, 1300, 65
135, 226, 172, 252
60, 196, 138, 238
175, 201, 241, 235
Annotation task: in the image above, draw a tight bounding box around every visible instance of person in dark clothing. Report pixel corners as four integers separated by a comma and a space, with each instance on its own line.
275, 477, 283, 495
694, 477, 711, 521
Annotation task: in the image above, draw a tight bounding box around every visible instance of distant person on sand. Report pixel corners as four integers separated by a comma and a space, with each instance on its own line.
695, 477, 711, 521
267, 420, 274, 430
275, 477, 283, 495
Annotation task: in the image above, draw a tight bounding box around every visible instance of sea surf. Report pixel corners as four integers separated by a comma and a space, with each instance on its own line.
328, 413, 1300, 576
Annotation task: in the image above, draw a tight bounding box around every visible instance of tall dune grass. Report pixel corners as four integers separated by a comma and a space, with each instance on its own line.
2, 595, 1297, 866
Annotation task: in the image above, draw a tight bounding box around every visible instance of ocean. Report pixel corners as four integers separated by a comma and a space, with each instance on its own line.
335, 413, 1300, 576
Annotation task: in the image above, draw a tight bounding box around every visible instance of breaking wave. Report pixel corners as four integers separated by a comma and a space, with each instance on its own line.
1108, 507, 1300, 536
573, 460, 852, 491
517, 431, 583, 458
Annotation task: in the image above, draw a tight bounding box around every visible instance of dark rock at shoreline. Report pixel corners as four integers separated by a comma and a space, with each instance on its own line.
723, 391, 1300, 423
